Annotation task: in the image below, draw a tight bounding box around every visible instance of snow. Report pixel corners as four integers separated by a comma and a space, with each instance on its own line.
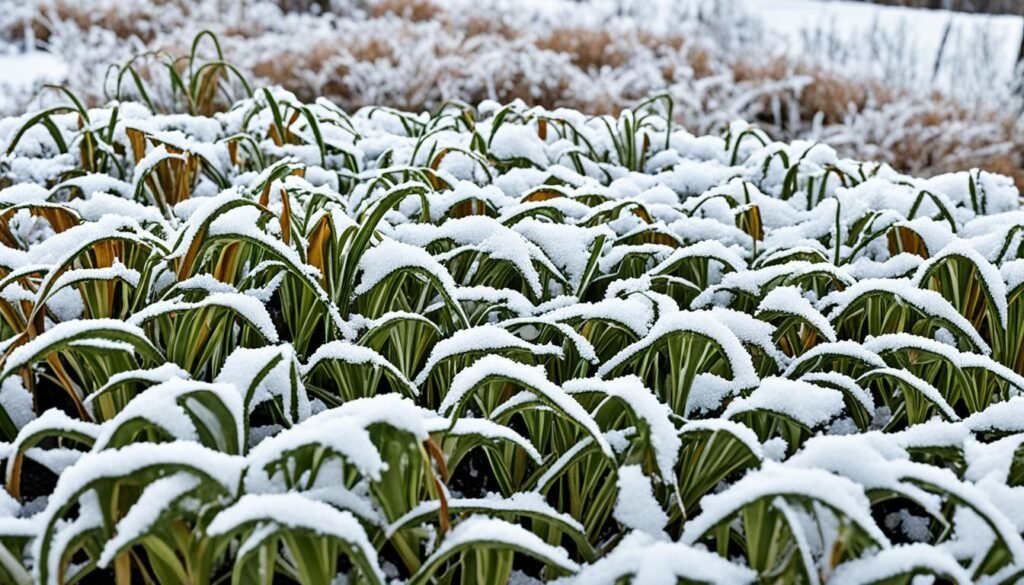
746, 0, 1024, 87
965, 397, 1024, 434
489, 124, 550, 168
310, 394, 448, 441
513, 219, 610, 291
723, 377, 845, 429
414, 325, 562, 386
393, 216, 555, 297
799, 372, 875, 415
0, 52, 67, 114
354, 238, 458, 297
538, 296, 655, 338
0, 377, 35, 430
830, 543, 971, 585
613, 465, 668, 535
561, 531, 756, 585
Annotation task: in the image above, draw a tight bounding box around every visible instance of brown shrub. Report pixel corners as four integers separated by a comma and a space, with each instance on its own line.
797, 68, 894, 124
536, 28, 628, 71
14, 0, 192, 44
370, 0, 440, 22
460, 15, 519, 40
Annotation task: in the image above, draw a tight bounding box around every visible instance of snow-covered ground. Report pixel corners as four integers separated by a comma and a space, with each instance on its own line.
748, 0, 1023, 90
517, 0, 1023, 94
0, 51, 67, 113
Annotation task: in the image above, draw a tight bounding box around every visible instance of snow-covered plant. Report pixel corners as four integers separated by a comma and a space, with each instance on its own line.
2, 34, 1024, 584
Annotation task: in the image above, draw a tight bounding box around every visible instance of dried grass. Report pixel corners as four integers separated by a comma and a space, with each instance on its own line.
370, 0, 441, 22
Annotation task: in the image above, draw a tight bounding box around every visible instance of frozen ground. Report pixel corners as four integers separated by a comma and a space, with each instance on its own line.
749, 0, 1023, 86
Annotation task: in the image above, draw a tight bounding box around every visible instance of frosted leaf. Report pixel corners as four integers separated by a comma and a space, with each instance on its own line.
441, 355, 612, 457
207, 493, 384, 583
217, 344, 311, 423
597, 311, 759, 390
354, 238, 458, 298
88, 363, 192, 405
782, 340, 886, 378
830, 544, 971, 585
513, 218, 611, 291
97, 473, 200, 567
414, 325, 562, 387
681, 462, 888, 548
446, 418, 543, 464
425, 515, 579, 573
127, 292, 280, 343
561, 531, 756, 585
91, 378, 244, 452
388, 492, 583, 539
909, 239, 1008, 328
861, 368, 959, 422
756, 286, 836, 343
820, 278, 990, 353
563, 376, 679, 482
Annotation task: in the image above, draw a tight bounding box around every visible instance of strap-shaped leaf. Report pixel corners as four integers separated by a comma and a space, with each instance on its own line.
830, 544, 971, 585
34, 442, 243, 585
440, 355, 612, 458
409, 516, 579, 585
208, 493, 384, 585
1, 319, 163, 381
93, 379, 244, 454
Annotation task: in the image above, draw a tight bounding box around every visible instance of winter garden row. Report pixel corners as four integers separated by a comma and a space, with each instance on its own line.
1, 74, 1024, 583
